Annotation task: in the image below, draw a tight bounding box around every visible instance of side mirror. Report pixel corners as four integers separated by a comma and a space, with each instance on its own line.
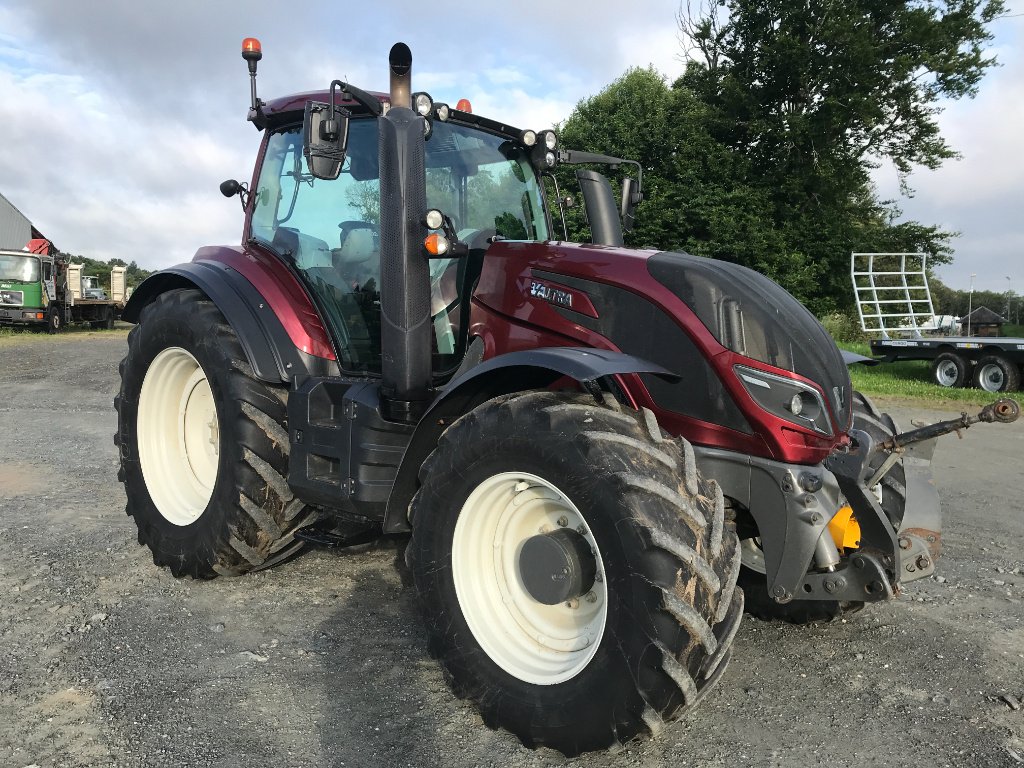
219, 179, 249, 211
620, 176, 642, 232
219, 179, 242, 197
303, 100, 349, 180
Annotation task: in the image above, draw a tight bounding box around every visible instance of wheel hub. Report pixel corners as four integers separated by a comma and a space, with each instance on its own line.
936, 361, 958, 386
519, 529, 596, 605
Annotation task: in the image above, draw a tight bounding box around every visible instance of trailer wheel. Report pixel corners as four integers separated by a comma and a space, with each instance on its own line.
114, 288, 313, 578
409, 391, 742, 755
973, 355, 1020, 393
737, 391, 904, 623
47, 306, 61, 334
931, 352, 970, 388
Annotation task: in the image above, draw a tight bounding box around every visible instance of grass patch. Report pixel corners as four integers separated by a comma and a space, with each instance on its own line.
839, 342, 1014, 406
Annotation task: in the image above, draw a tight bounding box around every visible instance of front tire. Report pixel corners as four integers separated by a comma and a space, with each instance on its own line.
408, 391, 742, 755
114, 288, 313, 578
47, 306, 61, 334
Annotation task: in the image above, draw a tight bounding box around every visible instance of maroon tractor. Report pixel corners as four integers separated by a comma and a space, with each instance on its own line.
114, 39, 1019, 755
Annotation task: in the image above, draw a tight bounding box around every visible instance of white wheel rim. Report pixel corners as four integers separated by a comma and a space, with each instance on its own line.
451, 472, 608, 685
978, 363, 1004, 392
935, 360, 959, 387
137, 347, 220, 526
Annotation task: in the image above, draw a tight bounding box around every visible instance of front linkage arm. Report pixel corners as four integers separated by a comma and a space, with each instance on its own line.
864, 398, 1020, 494
880, 398, 1020, 451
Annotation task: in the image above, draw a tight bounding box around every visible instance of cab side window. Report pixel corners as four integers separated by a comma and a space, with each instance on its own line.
251, 122, 382, 373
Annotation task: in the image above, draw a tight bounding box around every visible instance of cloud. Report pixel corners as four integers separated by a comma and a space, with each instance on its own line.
1, 0, 1019, 298
870, 10, 1024, 294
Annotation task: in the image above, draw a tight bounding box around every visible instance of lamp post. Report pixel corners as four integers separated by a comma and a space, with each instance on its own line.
1006, 275, 1012, 323
966, 273, 976, 337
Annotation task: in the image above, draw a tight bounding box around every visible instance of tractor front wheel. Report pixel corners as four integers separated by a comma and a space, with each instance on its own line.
408, 391, 742, 755
115, 288, 313, 578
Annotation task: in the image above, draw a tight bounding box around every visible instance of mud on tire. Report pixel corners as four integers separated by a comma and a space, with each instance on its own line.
408, 391, 743, 756
114, 288, 314, 578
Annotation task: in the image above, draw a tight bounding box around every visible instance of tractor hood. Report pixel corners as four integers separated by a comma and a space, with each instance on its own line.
647, 251, 853, 432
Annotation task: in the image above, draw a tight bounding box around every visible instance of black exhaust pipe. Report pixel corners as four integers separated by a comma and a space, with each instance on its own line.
378, 42, 431, 423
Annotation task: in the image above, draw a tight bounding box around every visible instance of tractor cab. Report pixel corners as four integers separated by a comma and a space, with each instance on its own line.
245, 103, 551, 380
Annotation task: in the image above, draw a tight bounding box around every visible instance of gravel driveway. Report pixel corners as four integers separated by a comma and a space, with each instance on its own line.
1, 331, 1022, 768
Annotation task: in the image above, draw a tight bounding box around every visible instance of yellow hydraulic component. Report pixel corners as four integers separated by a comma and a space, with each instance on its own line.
828, 505, 862, 550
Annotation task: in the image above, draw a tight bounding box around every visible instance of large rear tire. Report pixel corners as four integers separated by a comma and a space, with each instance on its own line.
737, 391, 905, 623
114, 288, 313, 578
408, 391, 742, 755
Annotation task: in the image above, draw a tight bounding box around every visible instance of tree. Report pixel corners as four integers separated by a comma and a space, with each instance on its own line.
671, 0, 1003, 309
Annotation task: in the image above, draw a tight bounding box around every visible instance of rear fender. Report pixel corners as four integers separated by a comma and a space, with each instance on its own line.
123, 261, 339, 383
382, 347, 678, 532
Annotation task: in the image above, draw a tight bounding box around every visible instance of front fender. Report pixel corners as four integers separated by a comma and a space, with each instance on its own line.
382, 347, 679, 532
123, 261, 338, 383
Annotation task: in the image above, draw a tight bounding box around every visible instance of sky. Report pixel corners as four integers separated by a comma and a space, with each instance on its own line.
0, 1, 1021, 296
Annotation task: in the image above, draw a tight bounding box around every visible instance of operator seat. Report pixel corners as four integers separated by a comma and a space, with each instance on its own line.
334, 221, 378, 291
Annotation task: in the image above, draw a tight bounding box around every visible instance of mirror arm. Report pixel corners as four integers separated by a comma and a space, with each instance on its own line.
329, 80, 383, 117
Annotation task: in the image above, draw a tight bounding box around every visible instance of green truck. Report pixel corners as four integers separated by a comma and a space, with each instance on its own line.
0, 241, 126, 332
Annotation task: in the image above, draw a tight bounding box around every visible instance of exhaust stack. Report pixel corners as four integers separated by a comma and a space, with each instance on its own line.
378, 42, 431, 423
389, 43, 412, 110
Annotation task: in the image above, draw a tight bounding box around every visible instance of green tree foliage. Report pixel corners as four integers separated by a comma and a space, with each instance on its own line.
930, 276, 1015, 319
559, 1, 1002, 312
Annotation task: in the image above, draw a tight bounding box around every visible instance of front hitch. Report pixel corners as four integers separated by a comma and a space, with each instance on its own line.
880, 398, 1020, 451
834, 398, 1021, 595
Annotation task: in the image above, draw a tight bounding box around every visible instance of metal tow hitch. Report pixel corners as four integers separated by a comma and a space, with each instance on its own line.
880, 398, 1020, 452
864, 398, 1020, 492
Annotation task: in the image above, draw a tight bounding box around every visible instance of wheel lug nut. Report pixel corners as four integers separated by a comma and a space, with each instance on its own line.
576, 524, 588, 536
565, 598, 579, 609
557, 516, 568, 527
585, 591, 597, 603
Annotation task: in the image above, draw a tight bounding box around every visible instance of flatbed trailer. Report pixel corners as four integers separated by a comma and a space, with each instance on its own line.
871, 336, 1024, 391
852, 253, 1023, 392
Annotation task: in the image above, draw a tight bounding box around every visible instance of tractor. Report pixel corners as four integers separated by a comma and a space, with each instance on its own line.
114, 40, 1019, 755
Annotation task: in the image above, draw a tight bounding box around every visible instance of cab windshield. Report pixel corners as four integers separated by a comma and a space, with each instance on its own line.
251, 117, 548, 376
0, 254, 40, 283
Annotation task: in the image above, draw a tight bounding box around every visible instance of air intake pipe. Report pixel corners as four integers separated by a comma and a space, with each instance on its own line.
378, 42, 432, 423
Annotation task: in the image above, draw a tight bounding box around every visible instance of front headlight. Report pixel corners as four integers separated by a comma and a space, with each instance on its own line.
735, 365, 833, 435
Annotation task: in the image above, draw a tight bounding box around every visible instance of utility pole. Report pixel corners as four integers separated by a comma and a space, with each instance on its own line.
1006, 275, 1012, 322
966, 273, 976, 337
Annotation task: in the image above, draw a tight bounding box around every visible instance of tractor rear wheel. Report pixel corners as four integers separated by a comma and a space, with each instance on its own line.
114, 288, 313, 578
737, 391, 905, 623
408, 391, 742, 755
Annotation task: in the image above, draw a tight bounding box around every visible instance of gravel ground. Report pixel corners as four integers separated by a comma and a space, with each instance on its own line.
1, 330, 1023, 768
